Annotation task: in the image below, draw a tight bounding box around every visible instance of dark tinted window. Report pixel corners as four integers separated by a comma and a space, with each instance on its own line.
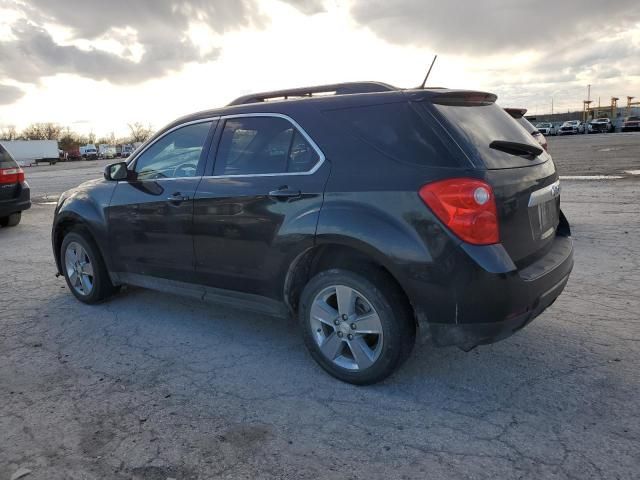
0, 144, 18, 169
134, 121, 213, 180
434, 103, 548, 169
214, 116, 319, 175
325, 102, 458, 167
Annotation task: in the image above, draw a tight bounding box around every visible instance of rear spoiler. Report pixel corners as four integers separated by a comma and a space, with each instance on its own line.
431, 91, 497, 107
504, 108, 528, 119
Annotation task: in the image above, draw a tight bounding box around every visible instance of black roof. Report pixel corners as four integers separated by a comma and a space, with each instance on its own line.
161, 82, 495, 132
227, 81, 397, 106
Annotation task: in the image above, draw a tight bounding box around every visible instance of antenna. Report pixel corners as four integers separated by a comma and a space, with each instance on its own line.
419, 54, 438, 89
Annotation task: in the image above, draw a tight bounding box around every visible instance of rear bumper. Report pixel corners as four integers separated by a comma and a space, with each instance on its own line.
0, 182, 31, 217
429, 266, 571, 348
428, 233, 573, 348
402, 220, 574, 349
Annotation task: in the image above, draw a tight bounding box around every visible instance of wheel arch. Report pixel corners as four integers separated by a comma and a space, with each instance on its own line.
283, 240, 422, 337
52, 212, 111, 279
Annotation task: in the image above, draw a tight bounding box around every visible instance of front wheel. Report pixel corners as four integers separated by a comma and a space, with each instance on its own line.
61, 231, 117, 304
299, 269, 415, 385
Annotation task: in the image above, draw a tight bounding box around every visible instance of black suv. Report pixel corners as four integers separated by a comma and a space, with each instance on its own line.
0, 143, 30, 227
52, 82, 573, 384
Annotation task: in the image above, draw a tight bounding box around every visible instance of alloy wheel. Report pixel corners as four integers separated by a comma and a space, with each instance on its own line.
309, 285, 384, 370
65, 242, 94, 296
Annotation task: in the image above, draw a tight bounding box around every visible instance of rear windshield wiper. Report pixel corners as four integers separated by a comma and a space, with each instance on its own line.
489, 140, 543, 159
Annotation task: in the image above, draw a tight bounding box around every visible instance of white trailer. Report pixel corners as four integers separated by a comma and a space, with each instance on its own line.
0, 140, 59, 166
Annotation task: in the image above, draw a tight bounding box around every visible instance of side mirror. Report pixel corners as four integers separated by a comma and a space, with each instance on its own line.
104, 162, 129, 181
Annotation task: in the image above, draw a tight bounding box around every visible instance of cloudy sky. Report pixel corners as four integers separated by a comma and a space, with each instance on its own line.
1, 0, 639, 136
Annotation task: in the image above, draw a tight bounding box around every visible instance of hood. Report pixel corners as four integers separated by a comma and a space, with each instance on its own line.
57, 178, 111, 209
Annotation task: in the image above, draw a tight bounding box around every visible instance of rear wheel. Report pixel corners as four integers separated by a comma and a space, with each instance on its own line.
299, 269, 415, 385
0, 212, 21, 227
61, 231, 117, 304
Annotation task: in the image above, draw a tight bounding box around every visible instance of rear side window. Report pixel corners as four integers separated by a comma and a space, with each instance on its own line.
324, 102, 460, 167
433, 103, 548, 169
214, 116, 319, 175
0, 144, 18, 169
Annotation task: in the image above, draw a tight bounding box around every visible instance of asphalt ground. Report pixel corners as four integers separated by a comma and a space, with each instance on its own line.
1, 133, 639, 479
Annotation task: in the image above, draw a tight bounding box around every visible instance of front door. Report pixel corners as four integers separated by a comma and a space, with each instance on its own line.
193, 114, 329, 299
108, 120, 215, 283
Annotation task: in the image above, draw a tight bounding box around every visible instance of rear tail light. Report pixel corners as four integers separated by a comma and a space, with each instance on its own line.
419, 178, 499, 245
0, 167, 24, 185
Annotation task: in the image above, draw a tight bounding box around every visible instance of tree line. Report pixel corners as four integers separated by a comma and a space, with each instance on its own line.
0, 122, 155, 151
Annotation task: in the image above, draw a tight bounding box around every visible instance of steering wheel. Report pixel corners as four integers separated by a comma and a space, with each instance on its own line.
173, 162, 197, 178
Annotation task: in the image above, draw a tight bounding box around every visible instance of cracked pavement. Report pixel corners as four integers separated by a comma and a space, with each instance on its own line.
1, 152, 639, 478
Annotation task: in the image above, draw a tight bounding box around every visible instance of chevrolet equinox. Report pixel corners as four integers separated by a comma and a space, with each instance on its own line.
52, 82, 573, 384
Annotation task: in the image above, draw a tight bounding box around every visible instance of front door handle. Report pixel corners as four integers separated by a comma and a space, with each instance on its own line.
268, 187, 302, 201
167, 192, 190, 204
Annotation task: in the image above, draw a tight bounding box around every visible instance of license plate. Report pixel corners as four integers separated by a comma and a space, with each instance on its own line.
528, 181, 561, 241
537, 200, 558, 240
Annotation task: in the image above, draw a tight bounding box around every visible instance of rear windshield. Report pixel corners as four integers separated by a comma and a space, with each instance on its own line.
0, 144, 18, 169
432, 103, 548, 169
324, 101, 465, 168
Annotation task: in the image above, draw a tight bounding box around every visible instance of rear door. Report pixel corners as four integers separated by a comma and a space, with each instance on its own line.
192, 114, 329, 298
429, 99, 560, 267
107, 120, 216, 282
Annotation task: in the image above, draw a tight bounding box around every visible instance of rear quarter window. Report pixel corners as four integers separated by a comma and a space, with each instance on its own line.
323, 101, 464, 168
0, 144, 18, 169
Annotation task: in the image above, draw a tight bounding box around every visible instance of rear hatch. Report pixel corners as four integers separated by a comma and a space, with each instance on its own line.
426, 92, 561, 267
0, 144, 21, 202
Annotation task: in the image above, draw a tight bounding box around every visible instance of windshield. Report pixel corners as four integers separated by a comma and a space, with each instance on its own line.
627, 116, 640, 121
537, 123, 552, 128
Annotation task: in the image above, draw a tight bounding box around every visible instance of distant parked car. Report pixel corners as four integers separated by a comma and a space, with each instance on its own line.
65, 147, 82, 160
120, 144, 134, 157
536, 122, 557, 136
588, 117, 614, 134
621, 116, 640, 132
558, 120, 585, 135
0, 143, 30, 227
79, 145, 98, 160
505, 108, 548, 151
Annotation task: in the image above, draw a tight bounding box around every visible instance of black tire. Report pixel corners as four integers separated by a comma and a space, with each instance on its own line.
60, 231, 117, 304
0, 212, 21, 227
299, 268, 415, 385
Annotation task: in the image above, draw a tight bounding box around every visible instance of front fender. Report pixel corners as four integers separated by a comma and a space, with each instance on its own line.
52, 181, 115, 274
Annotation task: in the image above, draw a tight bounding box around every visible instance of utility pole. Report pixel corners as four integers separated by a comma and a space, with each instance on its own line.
551, 97, 554, 115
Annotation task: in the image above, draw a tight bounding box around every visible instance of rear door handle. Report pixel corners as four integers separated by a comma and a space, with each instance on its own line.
167, 192, 190, 204
268, 187, 302, 200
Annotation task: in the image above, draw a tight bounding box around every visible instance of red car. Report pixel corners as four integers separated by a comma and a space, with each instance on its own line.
622, 116, 640, 132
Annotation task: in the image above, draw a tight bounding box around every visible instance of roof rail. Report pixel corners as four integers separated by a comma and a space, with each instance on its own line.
228, 81, 397, 106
